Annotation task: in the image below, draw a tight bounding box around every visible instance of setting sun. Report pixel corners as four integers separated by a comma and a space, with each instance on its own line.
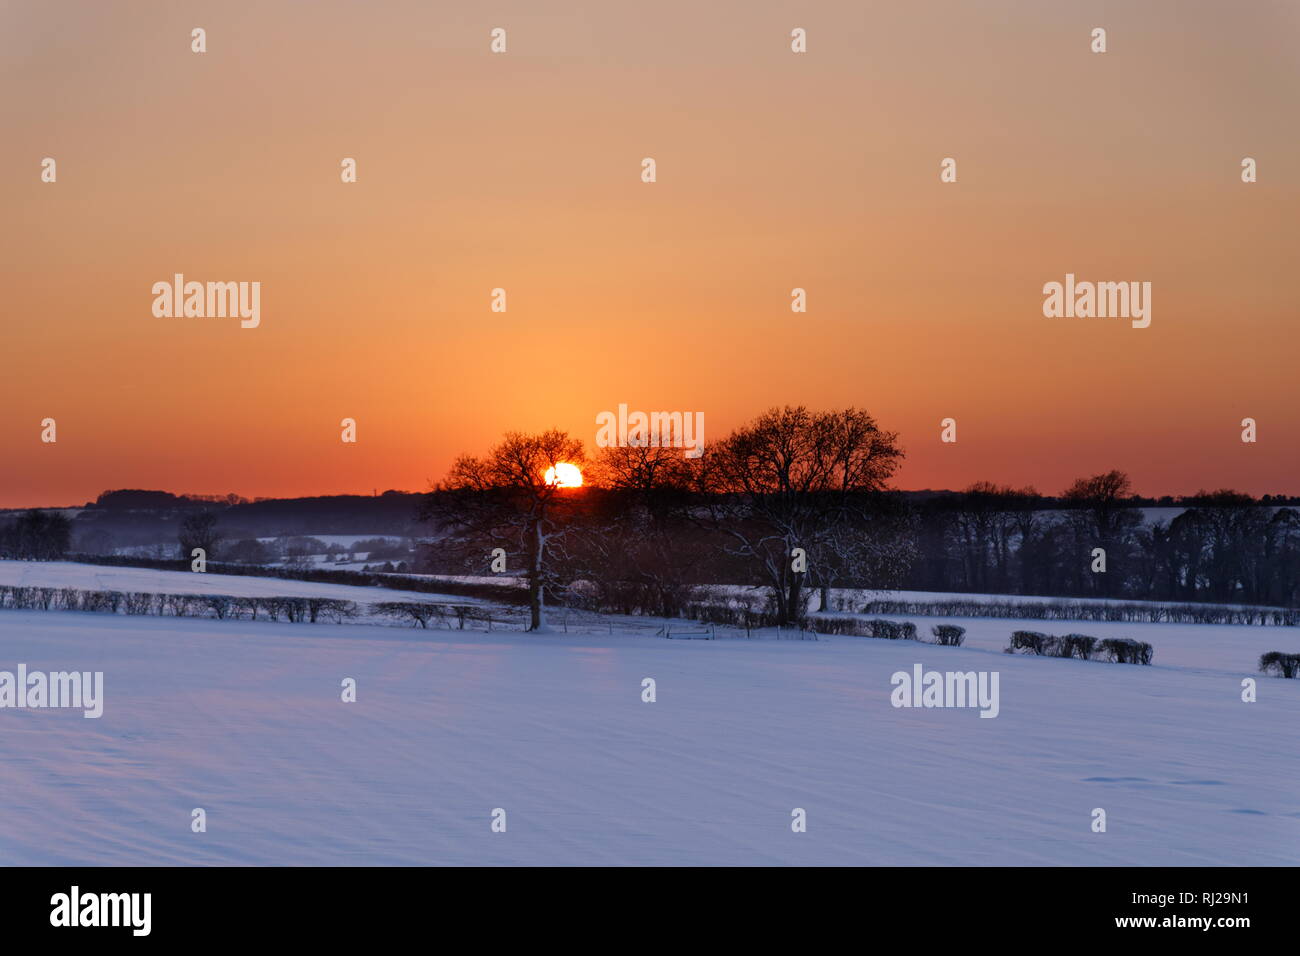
543, 462, 583, 488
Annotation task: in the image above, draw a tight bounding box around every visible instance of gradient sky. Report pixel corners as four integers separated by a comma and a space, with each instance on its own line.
3, 0, 1298, 507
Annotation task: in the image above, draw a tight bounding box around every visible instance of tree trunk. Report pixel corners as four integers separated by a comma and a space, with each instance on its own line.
786, 574, 803, 625
529, 518, 545, 630
819, 584, 831, 613
529, 583, 542, 630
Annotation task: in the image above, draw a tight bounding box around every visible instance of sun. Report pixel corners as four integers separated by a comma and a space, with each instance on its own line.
544, 462, 583, 488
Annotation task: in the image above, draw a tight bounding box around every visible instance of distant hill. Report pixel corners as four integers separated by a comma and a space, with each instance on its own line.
59, 490, 426, 554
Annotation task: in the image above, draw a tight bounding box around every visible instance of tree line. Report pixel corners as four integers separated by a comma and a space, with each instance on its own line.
6, 406, 1294, 630
0, 510, 72, 560
906, 475, 1300, 607
420, 408, 1300, 630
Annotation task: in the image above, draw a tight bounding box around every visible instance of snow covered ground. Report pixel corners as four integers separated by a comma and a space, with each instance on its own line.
252, 534, 404, 548
0, 601, 1296, 865
0, 560, 479, 605
701, 583, 1290, 614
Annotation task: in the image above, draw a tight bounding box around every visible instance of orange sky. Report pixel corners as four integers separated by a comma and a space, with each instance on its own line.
3, 0, 1298, 507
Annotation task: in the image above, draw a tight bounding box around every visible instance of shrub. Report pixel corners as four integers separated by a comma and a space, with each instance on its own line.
805, 617, 874, 637
69, 554, 528, 606
1011, 631, 1150, 664
123, 592, 154, 615
931, 624, 966, 646
1259, 651, 1300, 678
307, 598, 356, 623
80, 590, 121, 613
1058, 634, 1099, 660
1010, 630, 1052, 655
0, 582, 360, 629
374, 601, 441, 628
161, 594, 202, 617
204, 595, 233, 620
1099, 638, 1153, 665
683, 598, 780, 633
867, 619, 916, 640
858, 596, 1297, 627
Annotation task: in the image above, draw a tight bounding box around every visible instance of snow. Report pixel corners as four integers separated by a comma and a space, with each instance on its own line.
887, 615, 1299, 673
0, 604, 1296, 865
0, 560, 479, 606
698, 584, 1287, 614
820, 587, 1291, 613
253, 535, 405, 548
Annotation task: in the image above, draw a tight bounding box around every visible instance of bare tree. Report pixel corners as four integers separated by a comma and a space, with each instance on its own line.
578, 442, 703, 617
1060, 470, 1141, 596
422, 429, 585, 631
808, 501, 916, 612
178, 512, 221, 561
697, 406, 905, 624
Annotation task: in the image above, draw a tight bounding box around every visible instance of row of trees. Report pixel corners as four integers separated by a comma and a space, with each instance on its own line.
0, 510, 72, 560
8, 408, 1293, 628
422, 408, 915, 630
908, 475, 1300, 607
422, 410, 1300, 631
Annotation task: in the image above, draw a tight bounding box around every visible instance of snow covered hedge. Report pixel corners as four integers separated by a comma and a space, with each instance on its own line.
860, 597, 1295, 627
801, 617, 919, 640
1259, 652, 1300, 678
867, 619, 917, 640
72, 554, 526, 605
0, 584, 358, 624
685, 600, 968, 645
931, 624, 966, 646
372, 601, 500, 630
1007, 630, 1152, 664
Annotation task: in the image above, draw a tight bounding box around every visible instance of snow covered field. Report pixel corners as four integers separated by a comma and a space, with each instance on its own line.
0, 603, 1296, 865
0, 560, 478, 606
702, 583, 1291, 615
252, 535, 404, 548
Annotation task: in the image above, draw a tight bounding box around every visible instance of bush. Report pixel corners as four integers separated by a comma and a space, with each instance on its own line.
858, 596, 1297, 627
805, 617, 874, 637
204, 595, 234, 619
867, 619, 917, 640
931, 624, 966, 646
68, 554, 528, 606
257, 598, 311, 622
1259, 651, 1300, 678
0, 583, 358, 628
582, 578, 701, 620
161, 594, 201, 617
683, 597, 779, 632
373, 601, 443, 628
307, 598, 356, 623
124, 592, 155, 615
1098, 638, 1153, 665
1009, 631, 1150, 664
1058, 634, 1099, 660
1010, 630, 1052, 655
